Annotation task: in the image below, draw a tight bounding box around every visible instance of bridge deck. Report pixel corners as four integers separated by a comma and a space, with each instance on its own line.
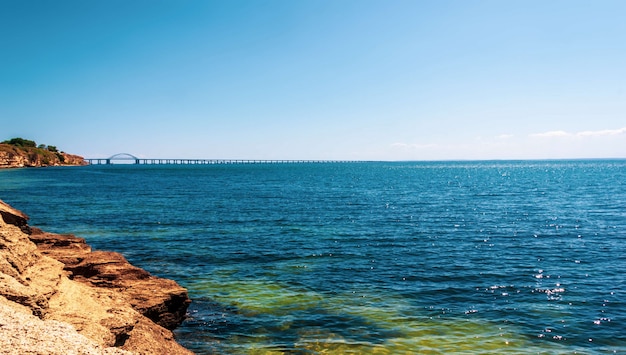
85, 158, 357, 165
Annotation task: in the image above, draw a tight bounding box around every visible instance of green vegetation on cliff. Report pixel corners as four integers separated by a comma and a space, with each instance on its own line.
0, 137, 86, 168
2, 138, 38, 148
2, 137, 65, 163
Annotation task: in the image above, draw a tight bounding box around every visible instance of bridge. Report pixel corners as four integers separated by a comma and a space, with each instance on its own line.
86, 153, 356, 165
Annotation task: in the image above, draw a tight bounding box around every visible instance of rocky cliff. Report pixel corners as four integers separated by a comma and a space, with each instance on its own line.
0, 200, 193, 354
0, 144, 88, 168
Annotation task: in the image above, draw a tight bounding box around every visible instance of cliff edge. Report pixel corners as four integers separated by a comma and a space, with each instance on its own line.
0, 141, 88, 168
0, 200, 193, 355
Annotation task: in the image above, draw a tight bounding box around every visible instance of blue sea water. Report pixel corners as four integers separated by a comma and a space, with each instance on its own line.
1, 160, 625, 354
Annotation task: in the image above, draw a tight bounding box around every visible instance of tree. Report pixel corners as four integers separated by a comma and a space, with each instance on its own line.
2, 137, 37, 148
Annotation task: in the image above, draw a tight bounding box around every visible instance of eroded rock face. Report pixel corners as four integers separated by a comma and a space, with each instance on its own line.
0, 200, 193, 355
0, 199, 30, 233
29, 229, 191, 330
0, 144, 88, 168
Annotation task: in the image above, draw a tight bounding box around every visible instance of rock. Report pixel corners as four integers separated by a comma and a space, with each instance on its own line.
0, 205, 58, 317
0, 200, 193, 354
28, 228, 91, 265
60, 152, 88, 166
0, 296, 133, 355
0, 199, 30, 233
29, 229, 191, 330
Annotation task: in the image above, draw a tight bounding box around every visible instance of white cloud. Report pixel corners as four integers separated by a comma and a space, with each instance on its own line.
531, 127, 626, 138
391, 142, 439, 150
576, 127, 626, 137
530, 130, 570, 138
388, 126, 626, 160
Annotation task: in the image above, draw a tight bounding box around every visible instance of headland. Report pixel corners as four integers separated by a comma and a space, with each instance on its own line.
0, 138, 87, 168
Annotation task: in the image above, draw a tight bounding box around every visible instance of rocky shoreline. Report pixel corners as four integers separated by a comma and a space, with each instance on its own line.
0, 199, 193, 354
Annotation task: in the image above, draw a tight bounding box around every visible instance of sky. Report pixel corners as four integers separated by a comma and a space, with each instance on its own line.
1, 0, 625, 161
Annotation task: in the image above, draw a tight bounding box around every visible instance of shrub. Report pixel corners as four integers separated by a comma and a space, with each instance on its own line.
2, 137, 37, 148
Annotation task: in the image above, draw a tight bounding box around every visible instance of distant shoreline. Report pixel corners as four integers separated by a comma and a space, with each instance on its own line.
0, 142, 87, 169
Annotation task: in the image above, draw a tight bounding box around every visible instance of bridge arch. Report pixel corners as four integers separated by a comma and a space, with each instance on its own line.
107, 153, 139, 164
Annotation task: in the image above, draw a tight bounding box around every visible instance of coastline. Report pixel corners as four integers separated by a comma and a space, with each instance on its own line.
0, 143, 88, 169
0, 199, 193, 354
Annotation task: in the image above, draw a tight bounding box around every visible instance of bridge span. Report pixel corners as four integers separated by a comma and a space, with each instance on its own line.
86, 154, 356, 165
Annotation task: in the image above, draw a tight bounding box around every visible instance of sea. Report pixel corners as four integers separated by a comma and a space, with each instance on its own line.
0, 160, 625, 354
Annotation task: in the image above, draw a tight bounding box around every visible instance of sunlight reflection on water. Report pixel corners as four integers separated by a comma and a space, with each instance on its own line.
1, 161, 625, 354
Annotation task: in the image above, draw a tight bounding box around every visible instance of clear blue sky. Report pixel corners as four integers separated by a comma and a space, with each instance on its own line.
2, 0, 625, 160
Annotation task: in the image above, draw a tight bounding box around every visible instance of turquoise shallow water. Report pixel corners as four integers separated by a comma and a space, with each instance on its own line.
1, 161, 625, 354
